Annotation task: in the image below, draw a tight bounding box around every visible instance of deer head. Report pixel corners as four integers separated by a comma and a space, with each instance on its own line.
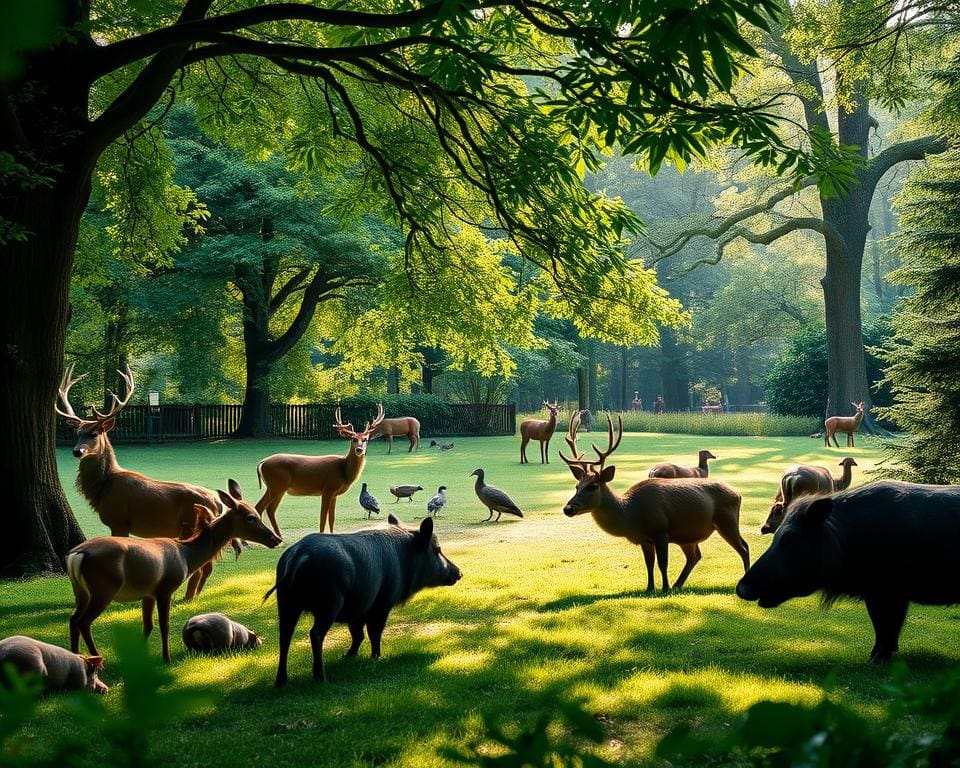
215, 479, 282, 548
559, 410, 623, 517
543, 400, 560, 418
56, 364, 134, 459
851, 401, 865, 414
333, 402, 385, 457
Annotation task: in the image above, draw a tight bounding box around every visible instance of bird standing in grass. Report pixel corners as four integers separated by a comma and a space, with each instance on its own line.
426, 486, 447, 517
359, 483, 380, 519
470, 469, 523, 522
389, 484, 423, 502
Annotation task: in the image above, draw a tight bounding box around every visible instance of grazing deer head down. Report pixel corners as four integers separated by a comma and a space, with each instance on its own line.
256, 403, 385, 536
55, 363, 226, 600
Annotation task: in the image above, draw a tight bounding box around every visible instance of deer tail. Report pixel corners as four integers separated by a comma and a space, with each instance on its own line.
66, 551, 90, 604
256, 460, 265, 489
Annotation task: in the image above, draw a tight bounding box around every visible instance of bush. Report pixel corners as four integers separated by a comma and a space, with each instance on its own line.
516, 410, 820, 437
765, 322, 893, 418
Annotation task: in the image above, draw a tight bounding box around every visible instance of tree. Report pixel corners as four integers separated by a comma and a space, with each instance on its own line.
644, 0, 948, 427
2, 0, 824, 576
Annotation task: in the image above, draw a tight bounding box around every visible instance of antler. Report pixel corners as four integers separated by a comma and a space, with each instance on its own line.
559, 412, 623, 473
559, 410, 592, 471
361, 402, 385, 437
590, 413, 623, 468
91, 364, 135, 421
333, 405, 356, 438
55, 363, 88, 425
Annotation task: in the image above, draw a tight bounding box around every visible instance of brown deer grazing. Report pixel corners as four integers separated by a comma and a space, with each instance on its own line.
648, 450, 717, 478
255, 404, 385, 537
761, 457, 859, 534
56, 364, 225, 600
520, 401, 560, 464
371, 416, 421, 454
559, 412, 749, 592
824, 401, 865, 447
67, 480, 281, 663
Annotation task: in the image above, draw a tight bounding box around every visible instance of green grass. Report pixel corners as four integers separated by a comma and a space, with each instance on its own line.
5, 433, 959, 766
517, 411, 822, 437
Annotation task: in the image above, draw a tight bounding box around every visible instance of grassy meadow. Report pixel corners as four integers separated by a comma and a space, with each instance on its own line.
5, 432, 960, 766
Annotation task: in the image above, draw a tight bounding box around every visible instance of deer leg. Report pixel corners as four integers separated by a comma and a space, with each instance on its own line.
156, 593, 173, 663
654, 534, 670, 592
69, 579, 92, 654
824, 431, 830, 448
258, 491, 285, 539
408, 433, 415, 453
672, 545, 702, 591
831, 432, 840, 448
387, 435, 393, 454
274, 592, 302, 688
544, 438, 550, 464
141, 596, 156, 638
715, 520, 751, 573
345, 621, 365, 657
194, 561, 214, 597
77, 592, 115, 658
520, 436, 528, 463
640, 541, 656, 593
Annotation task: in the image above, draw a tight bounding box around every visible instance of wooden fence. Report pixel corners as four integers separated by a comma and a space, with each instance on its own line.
56, 403, 516, 444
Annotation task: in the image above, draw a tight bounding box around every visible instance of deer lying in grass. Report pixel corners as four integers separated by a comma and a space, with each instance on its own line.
255, 404, 384, 536
762, 458, 858, 534
67, 480, 281, 663
648, 450, 717, 478
371, 416, 421, 454
519, 401, 560, 464
824, 401, 865, 447
56, 364, 228, 600
560, 412, 749, 592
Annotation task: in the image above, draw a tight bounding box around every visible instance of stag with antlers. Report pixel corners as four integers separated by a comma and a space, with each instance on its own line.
255, 403, 385, 536
55, 364, 225, 600
559, 411, 750, 593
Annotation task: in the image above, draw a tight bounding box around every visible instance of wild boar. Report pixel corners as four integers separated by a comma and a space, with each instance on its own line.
737, 481, 960, 662
182, 613, 262, 652
0, 635, 107, 693
264, 514, 462, 686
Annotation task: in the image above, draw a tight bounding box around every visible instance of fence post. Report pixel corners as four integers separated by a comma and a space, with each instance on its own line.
194, 404, 202, 440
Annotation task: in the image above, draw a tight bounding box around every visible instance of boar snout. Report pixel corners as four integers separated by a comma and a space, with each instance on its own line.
760, 523, 773, 534
735, 578, 757, 601
447, 565, 463, 585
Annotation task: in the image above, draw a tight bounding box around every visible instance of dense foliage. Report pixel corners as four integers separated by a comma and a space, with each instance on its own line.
764, 323, 893, 419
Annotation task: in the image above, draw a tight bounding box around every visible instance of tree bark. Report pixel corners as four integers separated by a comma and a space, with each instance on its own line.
1, 178, 90, 577
659, 326, 689, 411
620, 348, 629, 410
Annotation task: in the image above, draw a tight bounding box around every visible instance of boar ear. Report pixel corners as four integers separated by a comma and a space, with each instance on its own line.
387, 513, 400, 526
228, 479, 242, 500
84, 655, 104, 670
806, 497, 833, 524
217, 490, 237, 510
599, 465, 616, 484
417, 516, 434, 542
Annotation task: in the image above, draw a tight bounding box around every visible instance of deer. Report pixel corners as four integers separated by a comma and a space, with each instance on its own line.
824, 401, 865, 447
371, 415, 421, 454
762, 457, 858, 535
255, 403, 385, 537
648, 450, 717, 478
55, 364, 229, 601
66, 480, 281, 663
519, 401, 560, 464
559, 411, 750, 593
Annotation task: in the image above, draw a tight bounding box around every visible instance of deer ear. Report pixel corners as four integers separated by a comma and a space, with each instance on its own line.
387, 513, 400, 526
99, 416, 116, 432
217, 490, 237, 510
806, 497, 833, 524
567, 464, 586, 480
228, 479, 242, 500
600, 465, 616, 483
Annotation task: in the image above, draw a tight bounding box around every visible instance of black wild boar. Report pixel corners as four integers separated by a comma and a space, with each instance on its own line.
182, 613, 262, 652
264, 514, 462, 686
737, 481, 960, 662
0, 635, 108, 693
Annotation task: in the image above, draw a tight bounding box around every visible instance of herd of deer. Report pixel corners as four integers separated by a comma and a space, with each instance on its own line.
43, 366, 867, 678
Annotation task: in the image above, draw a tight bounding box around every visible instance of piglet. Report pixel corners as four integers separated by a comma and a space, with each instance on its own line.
0, 635, 107, 693
182, 613, 262, 652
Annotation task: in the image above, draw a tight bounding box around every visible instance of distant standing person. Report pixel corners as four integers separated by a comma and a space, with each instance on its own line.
654, 395, 664, 414
631, 392, 642, 411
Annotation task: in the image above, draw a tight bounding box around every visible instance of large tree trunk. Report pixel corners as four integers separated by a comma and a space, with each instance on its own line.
659, 326, 688, 411
1, 179, 89, 577
236, 351, 273, 437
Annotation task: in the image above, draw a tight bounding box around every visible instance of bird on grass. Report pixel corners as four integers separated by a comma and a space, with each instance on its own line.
470, 469, 523, 522
390, 484, 423, 502
426, 486, 447, 517
429, 440, 455, 451
359, 483, 380, 519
